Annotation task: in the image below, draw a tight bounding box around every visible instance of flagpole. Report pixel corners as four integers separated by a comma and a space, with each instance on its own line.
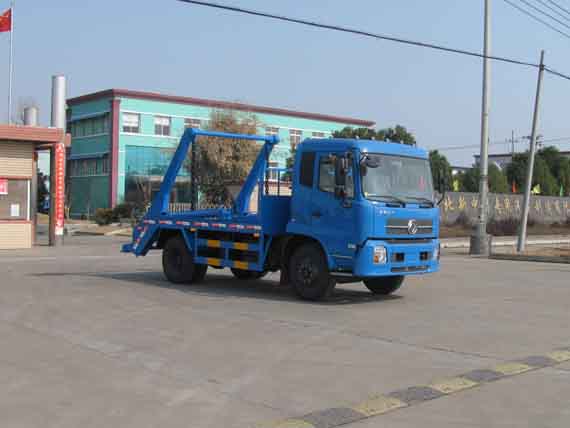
7, 0, 14, 124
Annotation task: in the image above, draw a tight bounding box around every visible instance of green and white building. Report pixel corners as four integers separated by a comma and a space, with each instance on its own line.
66, 89, 375, 217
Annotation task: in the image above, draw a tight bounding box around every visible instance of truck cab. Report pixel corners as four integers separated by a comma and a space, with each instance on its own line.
286, 138, 439, 292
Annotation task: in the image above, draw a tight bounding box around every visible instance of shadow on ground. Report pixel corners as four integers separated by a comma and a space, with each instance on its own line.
31, 270, 402, 305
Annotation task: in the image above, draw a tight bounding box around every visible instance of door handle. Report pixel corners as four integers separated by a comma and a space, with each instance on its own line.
312, 211, 323, 218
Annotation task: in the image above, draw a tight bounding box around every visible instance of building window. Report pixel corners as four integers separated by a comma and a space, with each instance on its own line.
266, 126, 279, 136
312, 131, 326, 139
267, 161, 279, 181
154, 116, 171, 136
184, 118, 202, 129
290, 129, 302, 151
123, 113, 140, 133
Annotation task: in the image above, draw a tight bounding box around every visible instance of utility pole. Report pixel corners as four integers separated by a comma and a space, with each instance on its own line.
470, 0, 492, 255
517, 50, 546, 253
511, 130, 515, 155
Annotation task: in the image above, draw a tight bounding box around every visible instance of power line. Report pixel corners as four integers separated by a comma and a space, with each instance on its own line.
532, 0, 570, 21
178, 0, 570, 82
433, 136, 570, 152
543, 0, 570, 17
177, 0, 538, 68
501, 0, 570, 39
518, 0, 570, 30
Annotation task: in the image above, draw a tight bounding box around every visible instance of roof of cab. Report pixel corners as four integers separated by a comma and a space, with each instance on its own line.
299, 138, 428, 159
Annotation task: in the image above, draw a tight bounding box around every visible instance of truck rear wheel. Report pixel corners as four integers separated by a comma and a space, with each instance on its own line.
162, 236, 207, 284
289, 243, 335, 301
230, 269, 267, 280
363, 276, 404, 295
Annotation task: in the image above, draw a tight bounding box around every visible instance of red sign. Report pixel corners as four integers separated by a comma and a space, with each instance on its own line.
54, 143, 65, 235
0, 178, 7, 195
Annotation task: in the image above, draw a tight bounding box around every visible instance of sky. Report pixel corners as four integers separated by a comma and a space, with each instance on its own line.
1, 0, 570, 167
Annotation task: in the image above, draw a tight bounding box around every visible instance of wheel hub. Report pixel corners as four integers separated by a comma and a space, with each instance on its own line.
298, 259, 318, 286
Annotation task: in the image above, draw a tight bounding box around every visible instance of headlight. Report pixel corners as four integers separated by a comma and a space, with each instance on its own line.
373, 246, 387, 264
433, 243, 440, 261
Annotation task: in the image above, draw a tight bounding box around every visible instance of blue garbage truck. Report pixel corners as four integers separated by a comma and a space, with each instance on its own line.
122, 128, 440, 300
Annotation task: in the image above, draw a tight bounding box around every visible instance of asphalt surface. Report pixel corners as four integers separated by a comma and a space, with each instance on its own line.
1, 236, 569, 428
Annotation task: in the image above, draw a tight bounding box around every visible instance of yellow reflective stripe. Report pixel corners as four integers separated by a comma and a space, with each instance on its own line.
429, 377, 478, 394
492, 362, 533, 376
207, 258, 222, 267
207, 240, 221, 248
234, 261, 249, 270
547, 350, 570, 362
351, 395, 407, 417
234, 242, 249, 250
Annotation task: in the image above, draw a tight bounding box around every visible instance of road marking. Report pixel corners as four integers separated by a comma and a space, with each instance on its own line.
429, 376, 478, 394
252, 347, 570, 428
351, 395, 407, 416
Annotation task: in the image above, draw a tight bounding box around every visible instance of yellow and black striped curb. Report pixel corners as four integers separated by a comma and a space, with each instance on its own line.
252, 348, 570, 428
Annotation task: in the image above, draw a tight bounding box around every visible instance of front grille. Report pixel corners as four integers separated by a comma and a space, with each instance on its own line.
386, 218, 433, 236
391, 265, 429, 273
384, 239, 433, 245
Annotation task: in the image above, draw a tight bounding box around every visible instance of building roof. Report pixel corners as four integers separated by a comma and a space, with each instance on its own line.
0, 124, 69, 145
67, 89, 376, 127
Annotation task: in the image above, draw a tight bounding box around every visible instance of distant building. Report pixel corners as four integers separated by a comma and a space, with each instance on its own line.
474, 151, 570, 171
66, 89, 375, 217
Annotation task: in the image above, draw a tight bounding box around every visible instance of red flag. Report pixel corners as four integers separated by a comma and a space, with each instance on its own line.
512, 181, 517, 193
0, 8, 11, 33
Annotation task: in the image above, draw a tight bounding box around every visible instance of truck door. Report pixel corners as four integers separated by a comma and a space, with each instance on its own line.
310, 152, 356, 260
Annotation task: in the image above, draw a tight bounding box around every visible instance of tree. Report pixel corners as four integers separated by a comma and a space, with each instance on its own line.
37, 170, 49, 213
506, 152, 558, 196
538, 146, 570, 195
191, 109, 260, 206
378, 125, 416, 146
460, 164, 508, 193
332, 125, 416, 146
428, 150, 452, 192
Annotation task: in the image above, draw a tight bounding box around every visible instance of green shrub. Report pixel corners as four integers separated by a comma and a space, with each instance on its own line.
94, 208, 115, 226
112, 202, 135, 220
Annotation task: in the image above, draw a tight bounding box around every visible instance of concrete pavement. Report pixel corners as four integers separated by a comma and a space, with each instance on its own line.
0, 236, 569, 428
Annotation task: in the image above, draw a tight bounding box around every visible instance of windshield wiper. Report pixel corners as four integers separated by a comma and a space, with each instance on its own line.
404, 197, 435, 207
366, 194, 407, 205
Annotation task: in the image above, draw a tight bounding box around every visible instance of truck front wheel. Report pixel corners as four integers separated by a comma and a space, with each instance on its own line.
363, 276, 404, 295
289, 243, 335, 301
162, 236, 207, 284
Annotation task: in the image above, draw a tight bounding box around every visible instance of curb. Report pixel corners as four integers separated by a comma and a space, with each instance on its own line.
490, 254, 570, 264
442, 238, 570, 249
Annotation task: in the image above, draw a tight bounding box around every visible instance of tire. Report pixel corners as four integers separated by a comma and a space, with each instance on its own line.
230, 268, 267, 280
289, 243, 335, 301
363, 276, 404, 295
162, 236, 206, 284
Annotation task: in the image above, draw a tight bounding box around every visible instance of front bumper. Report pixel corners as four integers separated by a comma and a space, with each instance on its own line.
353, 238, 440, 277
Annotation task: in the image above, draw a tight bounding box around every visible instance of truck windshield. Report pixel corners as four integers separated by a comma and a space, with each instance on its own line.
361, 154, 434, 204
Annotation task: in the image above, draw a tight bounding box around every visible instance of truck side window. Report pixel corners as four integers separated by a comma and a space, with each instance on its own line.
299, 152, 316, 187
318, 157, 336, 193
318, 156, 354, 198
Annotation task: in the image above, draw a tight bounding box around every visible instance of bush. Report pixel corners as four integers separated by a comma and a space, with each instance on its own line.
112, 202, 136, 220
94, 208, 115, 226
486, 218, 519, 236
454, 212, 472, 229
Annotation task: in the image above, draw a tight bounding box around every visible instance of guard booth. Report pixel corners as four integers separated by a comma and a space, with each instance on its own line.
0, 124, 69, 249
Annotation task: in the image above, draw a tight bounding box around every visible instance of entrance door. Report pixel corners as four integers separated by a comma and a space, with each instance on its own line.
309, 152, 356, 259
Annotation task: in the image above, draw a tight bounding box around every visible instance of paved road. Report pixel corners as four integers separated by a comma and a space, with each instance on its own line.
0, 236, 569, 428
